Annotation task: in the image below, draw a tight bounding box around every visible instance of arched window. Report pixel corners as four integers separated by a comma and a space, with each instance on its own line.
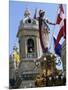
27, 38, 34, 53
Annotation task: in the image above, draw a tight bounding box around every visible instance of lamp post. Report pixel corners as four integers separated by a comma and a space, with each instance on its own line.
43, 57, 47, 86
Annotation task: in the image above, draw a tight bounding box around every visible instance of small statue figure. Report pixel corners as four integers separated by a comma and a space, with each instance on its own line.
12, 46, 20, 69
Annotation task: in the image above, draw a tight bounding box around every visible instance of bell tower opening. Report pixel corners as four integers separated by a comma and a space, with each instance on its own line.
27, 38, 34, 53
26, 38, 37, 58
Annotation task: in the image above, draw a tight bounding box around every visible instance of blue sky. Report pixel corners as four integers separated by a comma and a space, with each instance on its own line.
9, 1, 66, 54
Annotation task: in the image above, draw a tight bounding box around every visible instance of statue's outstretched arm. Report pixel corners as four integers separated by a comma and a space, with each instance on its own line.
46, 19, 56, 25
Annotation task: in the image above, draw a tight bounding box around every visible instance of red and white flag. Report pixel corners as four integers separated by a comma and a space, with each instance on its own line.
55, 4, 66, 48
56, 4, 64, 24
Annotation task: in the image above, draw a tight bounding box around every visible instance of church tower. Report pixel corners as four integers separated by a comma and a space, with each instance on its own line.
16, 9, 50, 88
17, 8, 42, 61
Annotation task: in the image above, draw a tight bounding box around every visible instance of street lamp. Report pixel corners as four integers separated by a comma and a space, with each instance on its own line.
51, 54, 53, 58
49, 77, 52, 81
56, 75, 59, 79
44, 57, 46, 61
61, 75, 64, 79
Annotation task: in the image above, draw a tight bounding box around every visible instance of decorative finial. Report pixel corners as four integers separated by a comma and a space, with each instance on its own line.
24, 8, 31, 18
34, 8, 37, 19
13, 43, 18, 51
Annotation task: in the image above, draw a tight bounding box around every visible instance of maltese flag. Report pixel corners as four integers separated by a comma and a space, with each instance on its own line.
55, 4, 66, 48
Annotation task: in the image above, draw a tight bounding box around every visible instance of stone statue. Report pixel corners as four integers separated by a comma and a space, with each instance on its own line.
38, 9, 55, 53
